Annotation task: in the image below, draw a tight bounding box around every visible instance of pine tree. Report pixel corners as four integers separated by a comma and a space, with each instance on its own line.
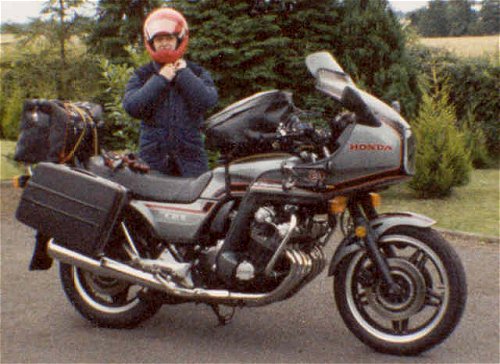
41, 0, 86, 97
409, 75, 472, 198
174, 0, 416, 116
334, 0, 417, 115
86, 0, 162, 63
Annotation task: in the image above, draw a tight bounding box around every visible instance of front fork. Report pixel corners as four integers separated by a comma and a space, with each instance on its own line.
347, 194, 399, 293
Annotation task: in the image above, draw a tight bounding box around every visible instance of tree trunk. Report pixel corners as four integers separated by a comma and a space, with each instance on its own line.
58, 0, 67, 98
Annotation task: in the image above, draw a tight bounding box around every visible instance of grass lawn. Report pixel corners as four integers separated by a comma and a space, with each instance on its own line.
381, 169, 499, 237
1, 139, 498, 237
1, 140, 25, 182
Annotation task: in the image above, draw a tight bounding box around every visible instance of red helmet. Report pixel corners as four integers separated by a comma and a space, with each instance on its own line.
143, 8, 189, 64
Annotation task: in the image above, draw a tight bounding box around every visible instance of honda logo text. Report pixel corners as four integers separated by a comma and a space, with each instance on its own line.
349, 143, 393, 151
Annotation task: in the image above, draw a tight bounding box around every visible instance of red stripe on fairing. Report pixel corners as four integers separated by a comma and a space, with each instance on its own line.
214, 183, 249, 198
145, 203, 213, 215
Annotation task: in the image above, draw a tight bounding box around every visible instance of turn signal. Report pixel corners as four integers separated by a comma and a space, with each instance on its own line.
355, 226, 367, 238
370, 192, 381, 208
329, 196, 347, 214
12, 176, 21, 188
12, 175, 30, 188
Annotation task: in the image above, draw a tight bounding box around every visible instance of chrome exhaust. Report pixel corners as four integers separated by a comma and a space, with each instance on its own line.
47, 241, 315, 307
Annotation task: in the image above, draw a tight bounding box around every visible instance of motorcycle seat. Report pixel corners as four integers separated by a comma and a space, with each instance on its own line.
86, 156, 212, 203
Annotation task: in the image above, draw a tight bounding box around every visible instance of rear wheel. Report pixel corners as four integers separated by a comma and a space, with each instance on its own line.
60, 263, 162, 328
59, 217, 163, 328
334, 226, 467, 355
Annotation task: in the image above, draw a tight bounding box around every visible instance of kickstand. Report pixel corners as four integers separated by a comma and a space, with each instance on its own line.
209, 304, 236, 326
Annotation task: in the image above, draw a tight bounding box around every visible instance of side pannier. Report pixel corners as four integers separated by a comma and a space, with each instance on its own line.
204, 90, 295, 158
16, 163, 128, 258
14, 99, 102, 164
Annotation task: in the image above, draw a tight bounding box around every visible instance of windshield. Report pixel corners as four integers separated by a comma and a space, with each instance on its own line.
305, 52, 409, 128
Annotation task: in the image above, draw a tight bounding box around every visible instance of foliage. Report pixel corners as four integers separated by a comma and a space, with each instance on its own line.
97, 47, 150, 150
408, 0, 499, 37
85, 0, 163, 63
0, 84, 24, 140
460, 109, 492, 168
0, 35, 101, 140
476, 0, 500, 35
170, 0, 417, 119
35, 0, 88, 97
334, 0, 419, 117
409, 75, 472, 198
409, 44, 500, 156
1, 140, 25, 180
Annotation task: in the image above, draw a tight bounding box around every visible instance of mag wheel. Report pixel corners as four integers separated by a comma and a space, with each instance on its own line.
334, 226, 467, 355
60, 263, 162, 328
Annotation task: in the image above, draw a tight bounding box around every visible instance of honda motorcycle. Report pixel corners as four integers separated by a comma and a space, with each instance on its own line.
15, 52, 466, 355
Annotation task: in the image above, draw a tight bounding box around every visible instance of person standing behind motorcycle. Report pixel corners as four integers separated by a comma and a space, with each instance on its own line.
123, 7, 218, 177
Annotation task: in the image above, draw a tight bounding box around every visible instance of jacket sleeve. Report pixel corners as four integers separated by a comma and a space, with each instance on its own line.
122, 70, 169, 120
174, 67, 218, 115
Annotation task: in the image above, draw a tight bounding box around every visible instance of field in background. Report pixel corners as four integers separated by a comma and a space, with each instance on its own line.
1, 140, 24, 182
0, 33, 83, 56
420, 35, 499, 59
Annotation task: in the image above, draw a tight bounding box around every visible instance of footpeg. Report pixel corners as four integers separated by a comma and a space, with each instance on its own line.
138, 249, 194, 288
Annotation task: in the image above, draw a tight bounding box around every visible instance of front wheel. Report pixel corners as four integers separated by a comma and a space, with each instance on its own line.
334, 226, 467, 355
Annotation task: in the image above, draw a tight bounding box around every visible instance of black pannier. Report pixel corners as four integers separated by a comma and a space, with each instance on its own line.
14, 99, 102, 164
16, 163, 128, 257
204, 90, 295, 158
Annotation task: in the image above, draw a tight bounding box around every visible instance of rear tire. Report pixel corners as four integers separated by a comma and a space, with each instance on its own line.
60, 263, 162, 329
334, 226, 467, 355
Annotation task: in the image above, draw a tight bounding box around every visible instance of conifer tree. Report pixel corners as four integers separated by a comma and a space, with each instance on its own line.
409, 75, 471, 198
174, 0, 416, 115
334, 0, 417, 115
41, 0, 86, 97
86, 0, 162, 63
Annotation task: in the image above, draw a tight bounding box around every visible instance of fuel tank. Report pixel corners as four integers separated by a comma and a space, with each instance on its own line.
132, 153, 292, 244
201, 153, 292, 199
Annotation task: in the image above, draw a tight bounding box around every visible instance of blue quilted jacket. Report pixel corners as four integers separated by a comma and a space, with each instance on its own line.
123, 61, 218, 177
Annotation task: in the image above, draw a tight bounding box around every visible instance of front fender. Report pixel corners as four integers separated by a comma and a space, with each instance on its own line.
328, 212, 436, 276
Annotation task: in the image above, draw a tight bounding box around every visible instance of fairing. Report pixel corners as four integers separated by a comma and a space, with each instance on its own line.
305, 52, 415, 188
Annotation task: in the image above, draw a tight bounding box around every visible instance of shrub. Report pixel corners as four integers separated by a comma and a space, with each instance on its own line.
99, 58, 136, 150
97, 47, 150, 151
409, 76, 472, 198
460, 108, 492, 168
1, 84, 24, 140
409, 45, 499, 157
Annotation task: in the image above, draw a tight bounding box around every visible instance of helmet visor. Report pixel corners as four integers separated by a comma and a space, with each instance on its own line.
145, 18, 179, 41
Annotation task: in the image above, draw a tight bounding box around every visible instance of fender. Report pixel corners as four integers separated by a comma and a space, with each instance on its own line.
328, 212, 436, 276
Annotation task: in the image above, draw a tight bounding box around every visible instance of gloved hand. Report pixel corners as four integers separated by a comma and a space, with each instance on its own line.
159, 63, 176, 81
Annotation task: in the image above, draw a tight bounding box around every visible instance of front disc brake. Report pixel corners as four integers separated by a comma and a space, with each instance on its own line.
364, 258, 427, 320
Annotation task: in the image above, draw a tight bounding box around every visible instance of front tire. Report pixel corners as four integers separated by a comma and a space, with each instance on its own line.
334, 226, 467, 355
60, 263, 163, 329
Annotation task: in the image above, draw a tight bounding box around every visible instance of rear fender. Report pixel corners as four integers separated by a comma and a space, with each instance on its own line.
328, 212, 436, 276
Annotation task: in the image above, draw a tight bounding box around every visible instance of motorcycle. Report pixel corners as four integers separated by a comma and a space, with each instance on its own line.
15, 52, 466, 355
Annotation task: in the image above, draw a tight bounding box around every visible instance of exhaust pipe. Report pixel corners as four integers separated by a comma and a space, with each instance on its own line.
48, 241, 316, 306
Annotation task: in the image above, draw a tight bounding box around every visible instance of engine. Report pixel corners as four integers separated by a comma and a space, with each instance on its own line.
197, 204, 330, 291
